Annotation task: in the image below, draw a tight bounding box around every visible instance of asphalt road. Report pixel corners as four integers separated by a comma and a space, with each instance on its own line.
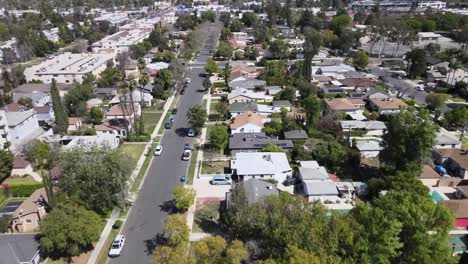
109, 22, 222, 264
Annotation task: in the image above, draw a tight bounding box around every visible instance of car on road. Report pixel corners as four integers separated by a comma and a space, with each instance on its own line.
165, 121, 173, 129
185, 78, 191, 84
182, 149, 191, 161
184, 143, 190, 150
210, 175, 232, 185
172, 108, 178, 115
187, 128, 195, 137
154, 145, 163, 156
109, 235, 125, 257
180, 88, 185, 95
169, 115, 175, 122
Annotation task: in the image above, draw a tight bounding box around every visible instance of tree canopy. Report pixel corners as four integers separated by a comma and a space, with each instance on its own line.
39, 202, 101, 258
58, 145, 131, 214
173, 186, 196, 212
187, 104, 207, 133
208, 125, 229, 150
379, 111, 437, 173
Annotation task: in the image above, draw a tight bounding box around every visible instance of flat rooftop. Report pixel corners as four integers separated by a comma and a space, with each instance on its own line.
26, 52, 114, 76
93, 30, 150, 47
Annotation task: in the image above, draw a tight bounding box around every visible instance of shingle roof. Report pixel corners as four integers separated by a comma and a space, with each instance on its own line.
439, 200, 468, 218
230, 112, 265, 129
33, 106, 51, 113
241, 179, 279, 204
370, 97, 405, 110
229, 101, 258, 113
0, 234, 40, 264
283, 130, 308, 140
13, 83, 72, 93
303, 181, 338, 196
0, 103, 26, 112
272, 100, 292, 107
340, 120, 386, 130
419, 165, 441, 179
4, 110, 35, 127
325, 98, 358, 111
229, 132, 294, 151
12, 156, 30, 169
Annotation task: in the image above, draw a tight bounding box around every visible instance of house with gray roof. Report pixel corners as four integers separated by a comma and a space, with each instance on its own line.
266, 86, 282, 96
226, 179, 279, 207
0, 234, 40, 264
272, 100, 292, 111
229, 132, 294, 153
284, 130, 308, 140
302, 181, 339, 202
229, 101, 258, 117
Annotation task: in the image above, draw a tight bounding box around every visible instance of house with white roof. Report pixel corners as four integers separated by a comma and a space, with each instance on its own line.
355, 140, 382, 158
109, 90, 153, 107
59, 134, 119, 150
0, 110, 42, 151
24, 52, 114, 84
91, 30, 150, 54
230, 152, 293, 184
417, 32, 442, 43
340, 120, 387, 137
435, 128, 462, 149
228, 88, 273, 104
296, 160, 339, 202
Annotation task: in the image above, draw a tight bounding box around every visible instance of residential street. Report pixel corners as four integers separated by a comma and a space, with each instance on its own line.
109, 22, 222, 264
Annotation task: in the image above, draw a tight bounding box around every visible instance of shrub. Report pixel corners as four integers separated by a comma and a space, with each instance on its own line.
113, 220, 123, 229
7, 182, 44, 197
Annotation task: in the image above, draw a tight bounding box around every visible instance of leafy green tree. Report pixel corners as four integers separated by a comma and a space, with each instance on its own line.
265, 60, 287, 85
96, 67, 123, 88
379, 111, 437, 173
89, 107, 104, 125
0, 215, 12, 233
215, 41, 232, 58
201, 10, 216, 22
264, 120, 282, 136
406, 48, 427, 78
173, 186, 196, 212
352, 50, 369, 70
445, 106, 468, 129
0, 150, 13, 181
330, 15, 352, 33
175, 14, 199, 30
275, 87, 296, 102
64, 80, 94, 116
426, 93, 449, 119
335, 28, 354, 54
261, 143, 284, 152
226, 240, 248, 264
189, 236, 226, 263
58, 24, 74, 44
25, 140, 50, 169
230, 19, 244, 32
17, 97, 33, 109
214, 101, 229, 119
153, 69, 173, 91
269, 39, 289, 59
241, 12, 258, 27
163, 214, 190, 247
303, 95, 322, 126
39, 202, 101, 258
208, 125, 229, 150
426, 43, 441, 55
153, 245, 187, 264
287, 246, 320, 264
50, 79, 68, 134
302, 28, 321, 80
321, 30, 338, 48
220, 12, 231, 27
369, 191, 455, 263
0, 22, 10, 41
314, 141, 347, 173
205, 58, 218, 75
187, 104, 207, 133
59, 145, 131, 214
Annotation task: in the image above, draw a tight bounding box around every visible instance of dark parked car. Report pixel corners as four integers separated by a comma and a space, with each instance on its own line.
165, 121, 173, 129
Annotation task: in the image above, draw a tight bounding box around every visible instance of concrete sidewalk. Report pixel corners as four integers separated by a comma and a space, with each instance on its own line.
186, 94, 212, 231
86, 208, 120, 264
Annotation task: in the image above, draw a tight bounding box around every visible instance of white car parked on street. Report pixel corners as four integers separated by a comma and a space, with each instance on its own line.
109, 235, 125, 257
154, 145, 163, 156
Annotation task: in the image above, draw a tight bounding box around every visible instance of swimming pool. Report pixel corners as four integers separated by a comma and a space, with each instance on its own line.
431, 191, 444, 202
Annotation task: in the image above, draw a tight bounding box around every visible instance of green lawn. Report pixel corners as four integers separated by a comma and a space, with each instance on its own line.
187, 143, 200, 185
130, 144, 156, 192
3, 175, 39, 184
201, 161, 229, 174
463, 137, 468, 149
142, 112, 162, 134
120, 144, 146, 177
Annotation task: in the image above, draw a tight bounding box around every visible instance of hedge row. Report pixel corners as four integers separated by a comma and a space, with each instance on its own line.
5, 182, 44, 197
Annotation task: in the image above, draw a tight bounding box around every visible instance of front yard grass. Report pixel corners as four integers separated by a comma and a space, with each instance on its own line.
96, 227, 120, 264
120, 144, 146, 176
3, 175, 38, 184
130, 144, 156, 192
201, 161, 229, 174
187, 143, 200, 185
462, 137, 468, 149
142, 112, 162, 134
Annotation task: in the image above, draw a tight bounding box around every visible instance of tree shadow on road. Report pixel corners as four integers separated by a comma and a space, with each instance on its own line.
144, 233, 166, 256
159, 199, 178, 214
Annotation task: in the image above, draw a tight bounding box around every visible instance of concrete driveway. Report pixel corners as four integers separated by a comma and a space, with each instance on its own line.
194, 177, 232, 199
